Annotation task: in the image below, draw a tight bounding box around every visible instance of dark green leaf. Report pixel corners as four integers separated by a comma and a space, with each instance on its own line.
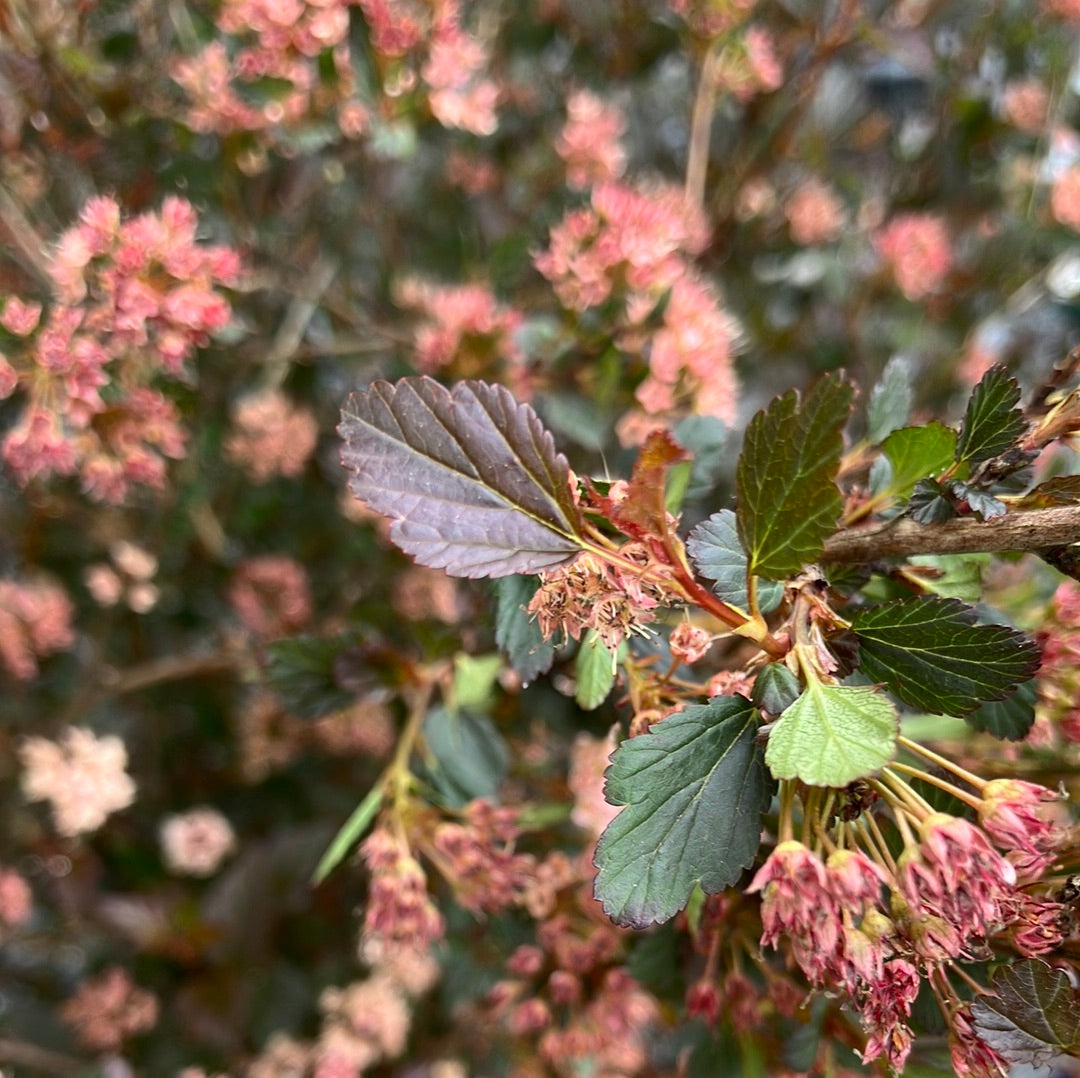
956, 365, 1026, 466
423, 706, 508, 806
339, 378, 584, 578
751, 662, 802, 716
575, 630, 621, 710
866, 356, 913, 444
852, 597, 1041, 716
686, 510, 783, 612
946, 480, 1006, 521
972, 961, 1080, 1066
265, 635, 364, 720
908, 478, 957, 524
493, 575, 556, 682
765, 683, 897, 787
880, 423, 956, 500
312, 785, 384, 884
963, 678, 1037, 740
736, 372, 854, 580
594, 696, 771, 928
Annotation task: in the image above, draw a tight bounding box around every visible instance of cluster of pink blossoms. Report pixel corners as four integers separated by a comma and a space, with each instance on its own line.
19, 726, 137, 837
60, 966, 159, 1054
172, 0, 367, 143
1034, 579, 1080, 743
535, 181, 741, 427
0, 575, 74, 680
228, 554, 313, 638
0, 195, 239, 502
747, 774, 1064, 1072
393, 277, 527, 394
225, 388, 319, 483
555, 90, 627, 191
873, 212, 953, 301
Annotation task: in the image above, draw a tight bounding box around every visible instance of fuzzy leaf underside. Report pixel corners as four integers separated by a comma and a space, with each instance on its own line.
493, 575, 557, 682
736, 372, 854, 580
686, 509, 783, 612
852, 596, 1041, 716
339, 378, 583, 578
764, 682, 897, 787
972, 961, 1080, 1067
956, 365, 1026, 466
594, 696, 771, 928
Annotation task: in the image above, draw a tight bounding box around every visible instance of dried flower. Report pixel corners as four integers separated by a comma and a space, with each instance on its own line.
360, 828, 445, 954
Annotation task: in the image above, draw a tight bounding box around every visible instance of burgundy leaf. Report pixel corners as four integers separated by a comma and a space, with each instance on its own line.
339, 378, 584, 578
610, 429, 690, 540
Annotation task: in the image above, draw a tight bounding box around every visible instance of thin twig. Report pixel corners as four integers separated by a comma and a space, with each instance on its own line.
821, 505, 1080, 563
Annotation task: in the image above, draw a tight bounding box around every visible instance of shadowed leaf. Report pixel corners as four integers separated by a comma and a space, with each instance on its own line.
493, 575, 557, 682
594, 696, 771, 928
339, 378, 584, 578
686, 509, 783, 612
956, 365, 1026, 466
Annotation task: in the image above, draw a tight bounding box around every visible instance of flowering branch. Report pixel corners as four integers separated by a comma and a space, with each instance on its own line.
821, 505, 1080, 564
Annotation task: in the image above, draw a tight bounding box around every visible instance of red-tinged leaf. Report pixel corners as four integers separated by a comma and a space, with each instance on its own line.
610, 429, 690, 540
339, 378, 584, 578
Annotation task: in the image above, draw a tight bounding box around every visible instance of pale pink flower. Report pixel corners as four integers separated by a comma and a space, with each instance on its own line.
874, 213, 952, 300
785, 178, 845, 245
0, 576, 75, 681
1043, 0, 1080, 19
60, 967, 158, 1053
229, 554, 313, 637
1000, 78, 1050, 135
160, 807, 237, 877
321, 974, 411, 1058
357, 0, 431, 56
567, 727, 619, 838
226, 389, 319, 482
19, 727, 136, 836
556, 90, 627, 190
423, 27, 499, 136
1051, 164, 1080, 231
0, 867, 32, 930
0, 297, 41, 336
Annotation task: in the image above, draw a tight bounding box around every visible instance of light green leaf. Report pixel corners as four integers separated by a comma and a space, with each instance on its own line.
736, 372, 853, 580
312, 785, 384, 884
904, 553, 990, 602
881, 423, 957, 500
595, 696, 771, 927
451, 652, 504, 712
575, 630, 624, 710
765, 682, 897, 787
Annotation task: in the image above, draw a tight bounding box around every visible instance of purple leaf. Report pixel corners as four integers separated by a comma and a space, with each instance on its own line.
339, 378, 584, 578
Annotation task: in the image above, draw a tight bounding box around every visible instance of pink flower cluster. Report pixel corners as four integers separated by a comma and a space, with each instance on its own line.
713, 26, 784, 103
556, 90, 627, 190
172, 0, 367, 142
229, 554, 313, 638
394, 277, 526, 392
784, 177, 846, 246
60, 966, 159, 1053
19, 727, 137, 837
0, 575, 74, 680
748, 785, 1063, 1071
1, 195, 239, 502
159, 807, 238, 877
874, 212, 953, 301
535, 181, 741, 424
1035, 579, 1080, 742
225, 388, 319, 482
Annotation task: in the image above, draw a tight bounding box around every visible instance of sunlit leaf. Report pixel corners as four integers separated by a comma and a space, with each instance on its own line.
595, 696, 771, 928
339, 378, 584, 578
575, 630, 623, 710
880, 423, 956, 500
765, 683, 897, 787
736, 372, 853, 580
